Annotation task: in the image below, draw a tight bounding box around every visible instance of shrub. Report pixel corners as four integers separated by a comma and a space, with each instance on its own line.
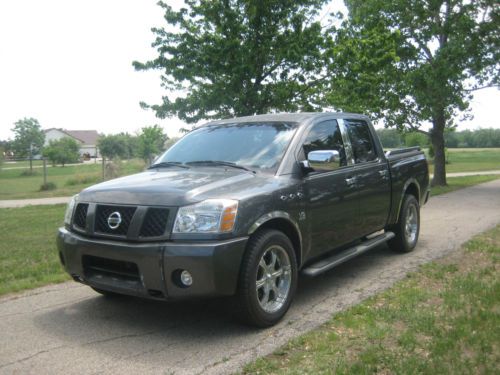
65, 174, 100, 186
39, 182, 57, 191
20, 169, 38, 177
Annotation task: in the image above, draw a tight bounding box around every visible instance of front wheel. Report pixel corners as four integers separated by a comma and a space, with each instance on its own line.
387, 194, 420, 253
237, 229, 298, 327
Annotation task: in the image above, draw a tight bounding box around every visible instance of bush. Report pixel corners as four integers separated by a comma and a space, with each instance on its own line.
65, 174, 100, 186
19, 169, 38, 177
104, 160, 122, 179
43, 137, 80, 166
39, 182, 57, 191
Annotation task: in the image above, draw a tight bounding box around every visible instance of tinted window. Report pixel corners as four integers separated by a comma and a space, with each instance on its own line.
345, 119, 377, 163
302, 120, 347, 171
158, 122, 297, 171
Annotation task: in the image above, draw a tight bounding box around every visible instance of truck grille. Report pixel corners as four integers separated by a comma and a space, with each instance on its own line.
140, 208, 170, 237
95, 205, 136, 236
70, 202, 173, 241
73, 203, 88, 230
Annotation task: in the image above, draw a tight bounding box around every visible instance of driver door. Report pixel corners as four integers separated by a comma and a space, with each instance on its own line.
300, 120, 359, 258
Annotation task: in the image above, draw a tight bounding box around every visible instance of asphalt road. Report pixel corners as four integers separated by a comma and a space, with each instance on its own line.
1, 179, 499, 375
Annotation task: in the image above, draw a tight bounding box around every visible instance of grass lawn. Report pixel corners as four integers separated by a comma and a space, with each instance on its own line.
0, 204, 69, 296
431, 174, 500, 196
243, 225, 500, 375
1, 159, 45, 169
0, 159, 145, 200
427, 147, 500, 174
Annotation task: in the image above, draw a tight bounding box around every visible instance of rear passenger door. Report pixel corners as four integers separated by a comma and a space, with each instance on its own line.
344, 119, 391, 235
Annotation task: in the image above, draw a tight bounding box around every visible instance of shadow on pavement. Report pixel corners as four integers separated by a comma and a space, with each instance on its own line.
33, 244, 399, 364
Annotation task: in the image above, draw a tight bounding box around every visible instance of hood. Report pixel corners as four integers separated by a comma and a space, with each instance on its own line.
78, 168, 268, 206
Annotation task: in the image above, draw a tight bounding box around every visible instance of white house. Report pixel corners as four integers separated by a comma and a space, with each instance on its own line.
44, 128, 100, 158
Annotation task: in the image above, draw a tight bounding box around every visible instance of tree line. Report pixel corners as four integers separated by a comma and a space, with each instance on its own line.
377, 128, 500, 149
1, 118, 170, 171
133, 0, 499, 186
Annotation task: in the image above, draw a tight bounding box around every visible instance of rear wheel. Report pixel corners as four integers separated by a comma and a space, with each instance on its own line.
387, 194, 420, 253
237, 229, 297, 327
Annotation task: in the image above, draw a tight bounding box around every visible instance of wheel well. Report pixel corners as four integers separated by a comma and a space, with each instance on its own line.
405, 183, 419, 203
254, 218, 302, 266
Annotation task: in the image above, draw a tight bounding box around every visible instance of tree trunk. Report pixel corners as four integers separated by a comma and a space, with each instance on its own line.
430, 115, 447, 187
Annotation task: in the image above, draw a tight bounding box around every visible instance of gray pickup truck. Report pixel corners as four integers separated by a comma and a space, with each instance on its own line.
57, 112, 429, 327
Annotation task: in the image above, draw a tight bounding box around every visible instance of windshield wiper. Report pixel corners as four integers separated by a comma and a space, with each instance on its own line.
148, 161, 189, 169
186, 160, 255, 173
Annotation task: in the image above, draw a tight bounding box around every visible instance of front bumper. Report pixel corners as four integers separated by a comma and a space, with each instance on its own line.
57, 227, 248, 300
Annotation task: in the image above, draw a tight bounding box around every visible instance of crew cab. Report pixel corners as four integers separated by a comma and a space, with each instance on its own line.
57, 112, 430, 327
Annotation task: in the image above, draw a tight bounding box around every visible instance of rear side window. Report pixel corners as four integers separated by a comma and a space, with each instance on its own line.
345, 119, 377, 163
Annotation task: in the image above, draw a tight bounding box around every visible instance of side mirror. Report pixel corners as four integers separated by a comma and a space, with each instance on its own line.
308, 150, 340, 164
301, 150, 341, 173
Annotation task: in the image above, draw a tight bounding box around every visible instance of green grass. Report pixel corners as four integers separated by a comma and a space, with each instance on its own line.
1, 160, 45, 169
0, 159, 145, 199
243, 225, 500, 375
0, 205, 70, 296
427, 147, 500, 174
431, 174, 500, 196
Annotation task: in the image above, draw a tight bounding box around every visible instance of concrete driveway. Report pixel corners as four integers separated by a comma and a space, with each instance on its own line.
0, 179, 499, 375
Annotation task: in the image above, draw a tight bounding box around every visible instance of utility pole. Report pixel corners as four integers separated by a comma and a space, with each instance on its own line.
43, 158, 47, 186
29, 143, 33, 174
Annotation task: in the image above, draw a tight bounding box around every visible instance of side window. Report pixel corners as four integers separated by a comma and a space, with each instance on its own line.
345, 119, 377, 163
302, 120, 347, 172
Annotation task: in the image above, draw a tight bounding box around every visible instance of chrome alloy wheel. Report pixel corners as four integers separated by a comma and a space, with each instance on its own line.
255, 245, 292, 313
405, 203, 418, 244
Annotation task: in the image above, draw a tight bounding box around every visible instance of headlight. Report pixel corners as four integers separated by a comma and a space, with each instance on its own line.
64, 195, 78, 225
173, 199, 238, 234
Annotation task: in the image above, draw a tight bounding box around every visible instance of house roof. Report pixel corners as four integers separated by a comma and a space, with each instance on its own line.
64, 130, 100, 145
44, 128, 100, 145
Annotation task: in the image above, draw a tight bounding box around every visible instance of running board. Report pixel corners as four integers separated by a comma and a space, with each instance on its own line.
301, 232, 395, 277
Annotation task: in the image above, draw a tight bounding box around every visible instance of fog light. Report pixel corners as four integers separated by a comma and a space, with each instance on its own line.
180, 270, 193, 286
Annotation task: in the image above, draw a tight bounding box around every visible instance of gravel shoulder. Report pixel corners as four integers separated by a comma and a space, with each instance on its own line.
0, 179, 499, 375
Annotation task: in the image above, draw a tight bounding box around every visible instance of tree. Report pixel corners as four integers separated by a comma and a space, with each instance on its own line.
404, 132, 429, 148
43, 138, 80, 167
325, 0, 499, 186
11, 117, 45, 173
133, 0, 328, 123
137, 125, 168, 165
98, 134, 129, 160
376, 128, 404, 148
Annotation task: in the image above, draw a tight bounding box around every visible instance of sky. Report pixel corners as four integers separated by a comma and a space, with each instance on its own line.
0, 0, 499, 142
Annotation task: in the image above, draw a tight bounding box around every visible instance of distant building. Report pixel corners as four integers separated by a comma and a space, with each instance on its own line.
44, 128, 100, 158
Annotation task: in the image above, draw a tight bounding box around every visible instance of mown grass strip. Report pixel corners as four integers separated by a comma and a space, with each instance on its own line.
431, 174, 500, 196
0, 205, 69, 296
243, 225, 500, 374
0, 159, 145, 200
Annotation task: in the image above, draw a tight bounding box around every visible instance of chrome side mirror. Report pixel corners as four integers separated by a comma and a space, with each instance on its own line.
307, 150, 340, 171
308, 150, 340, 164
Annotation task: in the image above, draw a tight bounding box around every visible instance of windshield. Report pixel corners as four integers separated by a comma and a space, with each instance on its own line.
157, 122, 297, 171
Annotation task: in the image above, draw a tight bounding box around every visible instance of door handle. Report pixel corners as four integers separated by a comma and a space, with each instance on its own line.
379, 170, 388, 178
345, 177, 356, 187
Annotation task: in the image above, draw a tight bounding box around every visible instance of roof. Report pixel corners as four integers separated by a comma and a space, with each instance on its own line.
204, 112, 369, 126
64, 130, 100, 145
44, 128, 100, 145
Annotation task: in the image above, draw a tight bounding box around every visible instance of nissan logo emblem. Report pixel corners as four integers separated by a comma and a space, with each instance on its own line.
107, 211, 122, 230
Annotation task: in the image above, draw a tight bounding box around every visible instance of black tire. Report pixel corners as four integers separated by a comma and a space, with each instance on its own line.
387, 194, 420, 253
237, 229, 298, 327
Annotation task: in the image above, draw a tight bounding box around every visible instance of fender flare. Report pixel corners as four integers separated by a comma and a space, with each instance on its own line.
393, 178, 421, 223
248, 211, 303, 264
